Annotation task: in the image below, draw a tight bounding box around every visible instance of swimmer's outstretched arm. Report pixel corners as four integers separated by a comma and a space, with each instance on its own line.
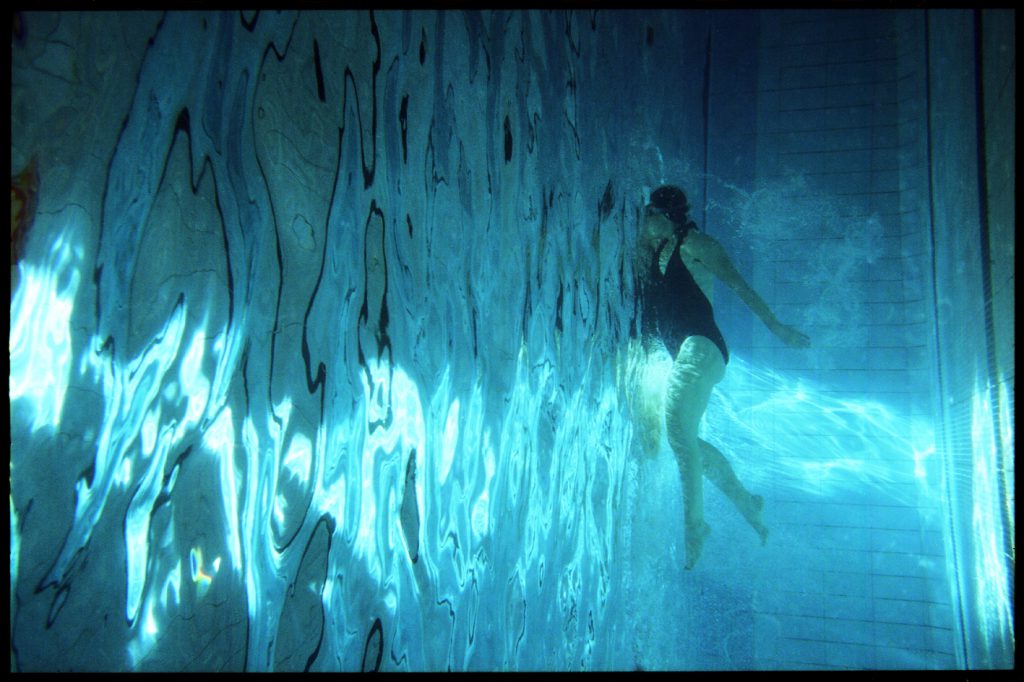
682, 231, 811, 348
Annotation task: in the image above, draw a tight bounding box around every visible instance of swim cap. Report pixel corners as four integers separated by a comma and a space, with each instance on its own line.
650, 185, 690, 228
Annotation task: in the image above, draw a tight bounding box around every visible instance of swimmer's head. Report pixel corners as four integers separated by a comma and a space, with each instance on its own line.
647, 185, 697, 240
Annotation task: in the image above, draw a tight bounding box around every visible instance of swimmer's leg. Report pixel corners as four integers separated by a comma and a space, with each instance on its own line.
670, 443, 710, 569
665, 340, 718, 570
700, 438, 769, 545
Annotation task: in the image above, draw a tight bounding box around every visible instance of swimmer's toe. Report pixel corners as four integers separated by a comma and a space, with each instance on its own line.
756, 524, 769, 546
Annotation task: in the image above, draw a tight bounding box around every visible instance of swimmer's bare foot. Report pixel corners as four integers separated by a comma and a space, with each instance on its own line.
684, 521, 711, 570
749, 495, 768, 545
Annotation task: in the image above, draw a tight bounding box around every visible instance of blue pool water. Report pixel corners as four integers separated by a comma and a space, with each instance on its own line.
9, 9, 1014, 671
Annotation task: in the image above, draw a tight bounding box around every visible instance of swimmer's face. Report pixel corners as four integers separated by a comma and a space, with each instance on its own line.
643, 204, 676, 243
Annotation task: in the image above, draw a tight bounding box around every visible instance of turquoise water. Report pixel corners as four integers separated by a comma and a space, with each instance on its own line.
9, 10, 1013, 671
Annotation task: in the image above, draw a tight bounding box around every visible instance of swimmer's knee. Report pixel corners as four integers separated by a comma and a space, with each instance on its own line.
664, 412, 698, 455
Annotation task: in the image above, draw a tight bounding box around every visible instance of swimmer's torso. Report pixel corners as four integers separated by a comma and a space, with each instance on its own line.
658, 242, 715, 303
638, 239, 729, 363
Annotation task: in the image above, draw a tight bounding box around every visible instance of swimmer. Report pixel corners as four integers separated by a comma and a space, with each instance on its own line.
634, 185, 809, 569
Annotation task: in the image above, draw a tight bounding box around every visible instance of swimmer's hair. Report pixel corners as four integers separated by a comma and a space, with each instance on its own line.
650, 185, 697, 238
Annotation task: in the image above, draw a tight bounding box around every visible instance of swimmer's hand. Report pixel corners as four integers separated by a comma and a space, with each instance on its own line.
771, 322, 810, 348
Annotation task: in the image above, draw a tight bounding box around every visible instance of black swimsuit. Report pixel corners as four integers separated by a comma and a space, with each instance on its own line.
638, 240, 729, 364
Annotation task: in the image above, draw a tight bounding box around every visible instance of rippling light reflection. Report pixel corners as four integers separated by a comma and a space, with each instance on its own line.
704, 354, 938, 505
9, 230, 82, 432
205, 407, 242, 574
13, 247, 973, 673
968, 382, 1013, 655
